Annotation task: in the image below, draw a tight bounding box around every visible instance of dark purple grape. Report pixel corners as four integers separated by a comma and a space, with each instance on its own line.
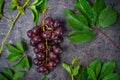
55, 27, 63, 36
48, 40, 55, 46
49, 52, 57, 59
36, 65, 48, 74
53, 19, 60, 28
45, 17, 54, 26
51, 33, 59, 40
54, 58, 59, 63
33, 58, 42, 66
33, 47, 41, 54
53, 45, 62, 55
30, 39, 36, 46
48, 61, 57, 69
54, 38, 62, 44
33, 35, 42, 43
36, 52, 45, 60
32, 26, 40, 34
27, 30, 34, 38
42, 31, 52, 39
37, 42, 46, 51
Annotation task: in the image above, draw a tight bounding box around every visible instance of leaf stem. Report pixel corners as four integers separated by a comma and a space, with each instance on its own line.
2, 15, 13, 22
96, 27, 120, 50
0, 0, 30, 54
0, 12, 21, 54
71, 76, 74, 80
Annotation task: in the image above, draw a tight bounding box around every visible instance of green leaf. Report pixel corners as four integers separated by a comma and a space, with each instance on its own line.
31, 0, 39, 5
87, 67, 96, 80
77, 68, 89, 80
64, 9, 89, 31
88, 58, 101, 78
102, 73, 120, 80
36, 0, 47, 13
100, 60, 116, 79
30, 5, 39, 24
0, 73, 8, 80
62, 63, 72, 75
16, 41, 24, 52
71, 57, 79, 66
6, 44, 22, 54
12, 57, 26, 70
0, 0, 4, 19
9, 0, 17, 11
13, 72, 25, 80
93, 0, 106, 15
7, 53, 22, 62
41, 75, 49, 80
68, 31, 96, 43
2, 68, 13, 80
72, 65, 80, 76
99, 6, 117, 28
75, 0, 97, 24
24, 56, 31, 70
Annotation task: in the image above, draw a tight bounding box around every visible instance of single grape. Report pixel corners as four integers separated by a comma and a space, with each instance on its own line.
27, 30, 34, 38
33, 47, 41, 54
32, 26, 40, 34
48, 40, 56, 46
30, 39, 36, 46
36, 65, 48, 74
51, 33, 59, 40
37, 42, 46, 51
55, 27, 63, 36
54, 38, 62, 44
42, 31, 52, 39
49, 52, 57, 59
53, 19, 60, 28
53, 45, 63, 55
45, 17, 54, 26
36, 52, 45, 60
33, 35, 42, 43
48, 61, 57, 69
33, 58, 42, 66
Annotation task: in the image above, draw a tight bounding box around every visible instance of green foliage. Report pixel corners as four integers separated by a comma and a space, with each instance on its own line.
0, 0, 4, 19
0, 67, 25, 80
41, 75, 49, 80
98, 6, 117, 28
64, 0, 118, 43
30, 0, 48, 24
6, 41, 31, 70
62, 58, 80, 80
62, 58, 120, 80
68, 31, 96, 43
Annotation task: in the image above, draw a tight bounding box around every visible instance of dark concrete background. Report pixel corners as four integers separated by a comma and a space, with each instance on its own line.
0, 0, 120, 80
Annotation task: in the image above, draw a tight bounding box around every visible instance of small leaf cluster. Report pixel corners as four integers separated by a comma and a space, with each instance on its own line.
87, 59, 120, 80
62, 58, 80, 80
64, 0, 118, 43
0, 67, 25, 80
30, 0, 48, 24
9, 0, 30, 15
62, 58, 120, 80
6, 41, 31, 70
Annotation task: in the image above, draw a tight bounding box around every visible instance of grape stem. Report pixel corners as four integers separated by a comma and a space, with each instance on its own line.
0, 0, 30, 54
96, 27, 120, 50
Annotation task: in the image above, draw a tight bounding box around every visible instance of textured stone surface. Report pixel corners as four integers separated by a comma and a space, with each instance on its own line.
0, 0, 120, 80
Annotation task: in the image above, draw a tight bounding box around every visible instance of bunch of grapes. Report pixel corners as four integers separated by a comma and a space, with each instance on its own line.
27, 17, 63, 74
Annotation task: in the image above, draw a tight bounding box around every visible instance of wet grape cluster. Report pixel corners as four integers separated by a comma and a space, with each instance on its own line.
27, 17, 63, 74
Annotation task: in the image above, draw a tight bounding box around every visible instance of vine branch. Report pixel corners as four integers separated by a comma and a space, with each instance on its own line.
0, 0, 30, 54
